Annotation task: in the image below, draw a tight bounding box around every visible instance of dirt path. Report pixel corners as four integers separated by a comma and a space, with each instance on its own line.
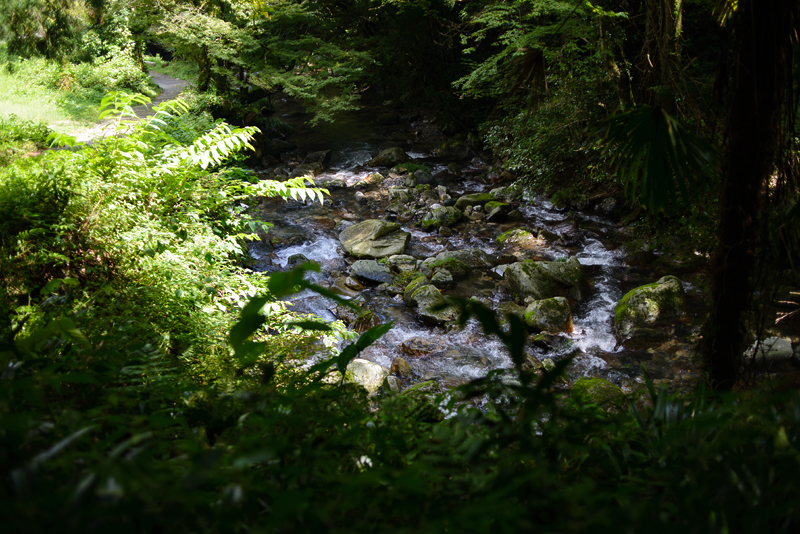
73, 71, 189, 143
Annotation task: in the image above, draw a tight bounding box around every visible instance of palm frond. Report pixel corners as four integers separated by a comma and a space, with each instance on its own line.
594, 105, 718, 213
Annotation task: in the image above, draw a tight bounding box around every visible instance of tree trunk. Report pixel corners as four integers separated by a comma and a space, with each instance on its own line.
599, 16, 634, 109
704, 0, 791, 389
638, 0, 682, 112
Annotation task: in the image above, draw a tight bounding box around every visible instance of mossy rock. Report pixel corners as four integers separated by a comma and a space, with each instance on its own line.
614, 275, 686, 339
504, 257, 589, 304
428, 257, 471, 279
571, 377, 625, 408
523, 297, 573, 333
393, 269, 425, 289
403, 274, 430, 305
454, 193, 494, 211
485, 201, 509, 212
414, 183, 432, 193
496, 228, 539, 248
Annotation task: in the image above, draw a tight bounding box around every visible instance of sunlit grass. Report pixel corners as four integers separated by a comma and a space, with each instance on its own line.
0, 68, 101, 135
144, 55, 199, 85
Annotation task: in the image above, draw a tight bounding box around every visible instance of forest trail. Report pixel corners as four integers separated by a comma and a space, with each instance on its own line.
72, 70, 189, 143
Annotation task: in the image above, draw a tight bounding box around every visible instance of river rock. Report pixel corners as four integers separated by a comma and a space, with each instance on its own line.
490, 186, 520, 201
351, 259, 393, 284
303, 150, 332, 166
383, 375, 401, 392
414, 169, 435, 185
454, 193, 494, 211
391, 357, 413, 377
411, 284, 458, 325
421, 256, 471, 280
571, 377, 625, 409
485, 205, 508, 223
290, 162, 324, 178
388, 254, 418, 273
286, 253, 310, 269
504, 257, 588, 304
435, 139, 471, 159
322, 178, 347, 189
404, 174, 418, 188
431, 269, 455, 289
339, 219, 410, 259
368, 147, 409, 167
433, 248, 493, 270
523, 297, 573, 333
496, 228, 542, 249
344, 359, 390, 394
364, 172, 385, 184
402, 336, 440, 356
447, 162, 462, 175
403, 274, 430, 306
745, 337, 795, 363
421, 206, 463, 231
388, 188, 413, 203
614, 275, 687, 339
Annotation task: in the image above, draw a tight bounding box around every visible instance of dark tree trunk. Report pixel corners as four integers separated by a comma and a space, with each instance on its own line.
705, 0, 792, 389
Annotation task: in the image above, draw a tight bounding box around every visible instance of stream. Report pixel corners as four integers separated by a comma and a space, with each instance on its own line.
245, 93, 704, 395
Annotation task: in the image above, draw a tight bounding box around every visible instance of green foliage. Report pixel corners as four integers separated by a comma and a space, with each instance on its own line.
394, 162, 431, 174
0, 0, 79, 58
5, 286, 800, 532
594, 105, 718, 213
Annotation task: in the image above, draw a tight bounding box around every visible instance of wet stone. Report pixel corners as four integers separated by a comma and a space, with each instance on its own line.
391, 357, 413, 377
401, 336, 440, 356
431, 269, 455, 290
351, 259, 393, 284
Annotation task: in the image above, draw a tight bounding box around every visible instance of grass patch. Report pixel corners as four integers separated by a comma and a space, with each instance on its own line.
144, 54, 200, 85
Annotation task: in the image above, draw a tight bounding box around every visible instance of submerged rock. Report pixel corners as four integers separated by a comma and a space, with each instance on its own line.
344, 359, 390, 394
339, 219, 410, 259
614, 275, 687, 340
504, 257, 588, 304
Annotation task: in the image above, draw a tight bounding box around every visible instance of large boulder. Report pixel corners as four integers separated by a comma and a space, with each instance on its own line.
614, 275, 687, 339
421, 206, 463, 231
523, 297, 573, 333
339, 219, 410, 259
351, 259, 393, 284
745, 337, 795, 363
344, 359, 390, 394
368, 147, 410, 167
504, 257, 589, 304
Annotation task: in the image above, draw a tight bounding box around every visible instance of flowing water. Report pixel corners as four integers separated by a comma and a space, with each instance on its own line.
247, 95, 704, 393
